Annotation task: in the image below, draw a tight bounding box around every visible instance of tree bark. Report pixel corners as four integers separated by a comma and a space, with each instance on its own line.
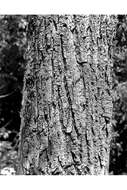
18, 15, 116, 175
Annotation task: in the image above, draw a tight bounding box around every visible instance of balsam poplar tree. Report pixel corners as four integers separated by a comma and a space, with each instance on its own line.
18, 15, 116, 175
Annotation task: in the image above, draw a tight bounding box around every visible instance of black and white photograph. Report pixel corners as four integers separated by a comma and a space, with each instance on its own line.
0, 6, 127, 179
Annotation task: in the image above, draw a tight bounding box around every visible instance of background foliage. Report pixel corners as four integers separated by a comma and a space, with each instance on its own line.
109, 15, 127, 175
0, 15, 27, 174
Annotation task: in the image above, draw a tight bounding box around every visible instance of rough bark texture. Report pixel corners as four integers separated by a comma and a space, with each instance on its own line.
19, 15, 116, 175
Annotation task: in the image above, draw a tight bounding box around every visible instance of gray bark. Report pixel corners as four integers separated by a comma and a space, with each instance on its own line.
18, 15, 116, 175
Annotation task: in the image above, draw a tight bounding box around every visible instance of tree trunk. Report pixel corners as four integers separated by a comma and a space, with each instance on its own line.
18, 15, 116, 175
